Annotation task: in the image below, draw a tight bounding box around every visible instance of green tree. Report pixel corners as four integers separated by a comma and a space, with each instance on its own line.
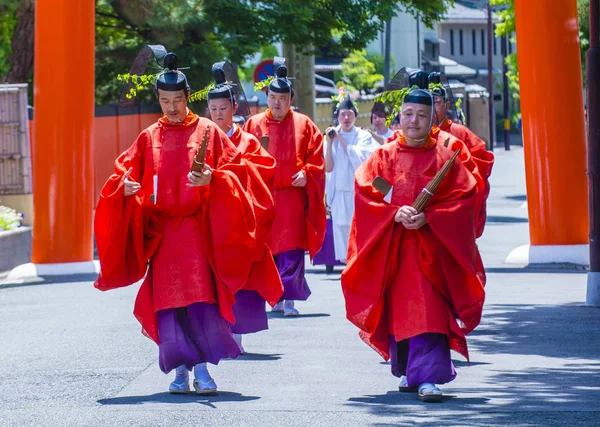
366, 51, 396, 78
0, 0, 19, 78
1, 0, 455, 104
340, 50, 383, 94
578, 0, 590, 83
492, 0, 590, 97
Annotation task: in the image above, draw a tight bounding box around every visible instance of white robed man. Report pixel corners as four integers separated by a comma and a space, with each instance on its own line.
324, 95, 379, 263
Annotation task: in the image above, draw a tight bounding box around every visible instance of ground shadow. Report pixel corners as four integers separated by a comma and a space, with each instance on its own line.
235, 353, 282, 361
486, 216, 528, 224
0, 273, 99, 289
306, 268, 345, 275
485, 266, 587, 274
504, 194, 527, 202
267, 312, 331, 319
472, 302, 600, 359
97, 390, 260, 407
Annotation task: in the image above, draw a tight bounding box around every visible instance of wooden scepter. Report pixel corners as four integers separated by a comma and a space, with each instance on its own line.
371, 148, 461, 213
411, 148, 461, 212
191, 125, 210, 175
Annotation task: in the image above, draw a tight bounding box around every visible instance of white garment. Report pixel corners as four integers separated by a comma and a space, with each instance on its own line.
377, 127, 395, 141
325, 126, 379, 261
226, 124, 236, 137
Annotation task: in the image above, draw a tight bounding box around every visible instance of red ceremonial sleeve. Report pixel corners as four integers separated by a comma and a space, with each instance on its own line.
94, 131, 152, 291
342, 148, 400, 335
420, 151, 486, 335
303, 122, 327, 259
204, 125, 257, 293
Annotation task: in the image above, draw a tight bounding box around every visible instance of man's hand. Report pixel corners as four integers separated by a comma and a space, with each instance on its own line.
325, 126, 338, 143
394, 205, 427, 229
403, 212, 427, 230
291, 170, 307, 187
187, 164, 212, 187
123, 167, 141, 196
367, 129, 386, 145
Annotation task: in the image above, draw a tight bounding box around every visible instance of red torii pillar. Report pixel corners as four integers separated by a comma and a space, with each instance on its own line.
11, 0, 96, 278
507, 0, 589, 265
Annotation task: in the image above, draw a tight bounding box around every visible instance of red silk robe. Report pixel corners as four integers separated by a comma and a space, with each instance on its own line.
440, 119, 494, 232
228, 124, 284, 306
430, 127, 487, 238
341, 135, 486, 362
94, 111, 261, 343
243, 110, 326, 259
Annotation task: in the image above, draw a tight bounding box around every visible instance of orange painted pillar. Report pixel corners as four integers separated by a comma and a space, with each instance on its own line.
514, 0, 588, 245
32, 0, 94, 263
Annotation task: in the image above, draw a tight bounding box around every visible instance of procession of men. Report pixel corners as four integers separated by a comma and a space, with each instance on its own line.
94, 48, 493, 403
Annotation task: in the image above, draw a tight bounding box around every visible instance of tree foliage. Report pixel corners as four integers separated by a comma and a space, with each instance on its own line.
578, 0, 589, 83
492, 0, 590, 104
0, 0, 19, 77
340, 50, 383, 94
2, 0, 454, 105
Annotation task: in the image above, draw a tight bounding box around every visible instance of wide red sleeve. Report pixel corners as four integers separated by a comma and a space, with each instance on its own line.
341, 147, 400, 336
94, 131, 150, 291
420, 151, 486, 335
237, 133, 283, 306
205, 125, 257, 292
443, 134, 488, 238
238, 132, 276, 251
302, 120, 327, 259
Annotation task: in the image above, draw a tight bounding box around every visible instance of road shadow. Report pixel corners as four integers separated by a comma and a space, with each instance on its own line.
485, 266, 587, 274
486, 215, 528, 224
472, 303, 600, 359
267, 312, 331, 319
306, 268, 345, 275
235, 353, 282, 361
97, 390, 260, 407
0, 273, 99, 289
504, 194, 527, 202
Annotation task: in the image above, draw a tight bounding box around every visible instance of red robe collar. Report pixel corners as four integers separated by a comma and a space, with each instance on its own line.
158, 108, 199, 128
266, 108, 293, 122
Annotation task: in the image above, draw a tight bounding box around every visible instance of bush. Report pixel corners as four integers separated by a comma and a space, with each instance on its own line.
0, 204, 23, 231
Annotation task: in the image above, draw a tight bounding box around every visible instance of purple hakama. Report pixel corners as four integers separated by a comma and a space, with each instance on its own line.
231, 290, 268, 334
273, 249, 311, 301
313, 218, 345, 266
389, 333, 457, 388
157, 302, 240, 374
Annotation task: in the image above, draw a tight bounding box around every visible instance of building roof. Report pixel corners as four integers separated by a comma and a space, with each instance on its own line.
441, 2, 499, 24
439, 56, 478, 79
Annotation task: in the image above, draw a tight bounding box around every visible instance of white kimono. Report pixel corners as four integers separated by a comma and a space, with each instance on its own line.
325, 126, 379, 262
377, 127, 395, 141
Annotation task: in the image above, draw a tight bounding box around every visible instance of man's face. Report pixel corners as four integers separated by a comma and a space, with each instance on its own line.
338, 109, 357, 132
372, 114, 387, 132
208, 98, 236, 130
158, 89, 188, 123
433, 95, 449, 124
267, 91, 292, 119
401, 102, 433, 141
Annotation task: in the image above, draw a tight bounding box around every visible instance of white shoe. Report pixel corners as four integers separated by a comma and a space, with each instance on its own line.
283, 300, 299, 317
193, 363, 217, 395
398, 375, 416, 392
272, 302, 284, 312
169, 365, 190, 394
417, 382, 443, 402
233, 333, 245, 354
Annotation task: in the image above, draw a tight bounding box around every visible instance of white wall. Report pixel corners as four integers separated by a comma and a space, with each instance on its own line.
367, 11, 424, 70
438, 23, 515, 70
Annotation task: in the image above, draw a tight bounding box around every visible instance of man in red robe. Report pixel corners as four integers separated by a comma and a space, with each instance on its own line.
429, 72, 494, 236
244, 58, 326, 317
341, 89, 486, 402
94, 53, 264, 395
205, 61, 283, 353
